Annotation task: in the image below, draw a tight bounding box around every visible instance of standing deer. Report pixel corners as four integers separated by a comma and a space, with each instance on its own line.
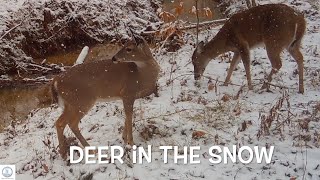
52, 34, 160, 159
192, 4, 306, 93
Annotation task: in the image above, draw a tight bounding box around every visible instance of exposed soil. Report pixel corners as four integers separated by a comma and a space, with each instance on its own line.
0, 0, 160, 76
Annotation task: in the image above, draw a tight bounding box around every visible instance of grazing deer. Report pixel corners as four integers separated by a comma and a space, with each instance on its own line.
52, 34, 160, 159
192, 4, 306, 93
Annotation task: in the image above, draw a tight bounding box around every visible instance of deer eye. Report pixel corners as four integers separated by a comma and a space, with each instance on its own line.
126, 48, 132, 52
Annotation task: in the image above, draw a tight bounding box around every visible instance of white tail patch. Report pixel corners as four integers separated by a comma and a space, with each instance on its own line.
123, 61, 146, 68
133, 61, 146, 68
57, 96, 65, 110
288, 23, 298, 50
53, 80, 58, 90
292, 23, 298, 45
294, 23, 298, 40
74, 46, 89, 66
54, 81, 65, 110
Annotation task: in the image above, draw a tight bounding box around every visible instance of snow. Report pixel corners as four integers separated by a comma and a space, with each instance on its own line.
0, 0, 320, 180
0, 0, 25, 33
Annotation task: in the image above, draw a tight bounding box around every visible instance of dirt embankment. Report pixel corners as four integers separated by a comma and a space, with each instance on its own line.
0, 0, 161, 130
0, 0, 161, 77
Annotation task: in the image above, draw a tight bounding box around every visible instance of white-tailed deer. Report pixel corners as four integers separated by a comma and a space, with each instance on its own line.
52, 34, 160, 159
192, 4, 306, 93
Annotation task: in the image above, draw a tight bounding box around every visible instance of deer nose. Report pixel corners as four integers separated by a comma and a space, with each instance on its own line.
112, 57, 118, 64
194, 74, 201, 80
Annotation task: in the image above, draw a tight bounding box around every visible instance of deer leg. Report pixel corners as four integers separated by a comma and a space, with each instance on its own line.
121, 100, 127, 142
123, 98, 135, 145
224, 52, 240, 86
68, 109, 90, 148
122, 117, 127, 143
288, 45, 304, 94
239, 46, 253, 90
261, 46, 282, 91
68, 108, 98, 156
55, 110, 69, 159
122, 120, 127, 142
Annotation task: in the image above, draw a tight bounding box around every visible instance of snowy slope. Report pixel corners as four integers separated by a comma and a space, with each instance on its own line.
0, 0, 320, 180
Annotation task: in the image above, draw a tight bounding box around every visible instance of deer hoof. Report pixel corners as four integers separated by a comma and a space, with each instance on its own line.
127, 139, 134, 146
122, 131, 127, 141
260, 83, 269, 90
58, 148, 67, 160
222, 82, 229, 86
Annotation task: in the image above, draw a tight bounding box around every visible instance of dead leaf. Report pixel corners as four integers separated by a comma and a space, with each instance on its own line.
221, 94, 231, 102
238, 121, 247, 132
203, 7, 213, 19
158, 11, 176, 23
208, 82, 215, 91
175, 2, 184, 17
42, 164, 49, 173
192, 130, 206, 139
233, 106, 241, 116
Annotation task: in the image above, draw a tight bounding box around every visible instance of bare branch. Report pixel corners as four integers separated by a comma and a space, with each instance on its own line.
0, 22, 22, 40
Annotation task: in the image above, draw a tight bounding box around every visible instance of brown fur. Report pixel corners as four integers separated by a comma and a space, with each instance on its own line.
192, 4, 306, 93
53, 36, 160, 159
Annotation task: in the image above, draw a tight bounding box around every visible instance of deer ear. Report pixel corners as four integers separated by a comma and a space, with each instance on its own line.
132, 35, 138, 45
134, 35, 144, 45
196, 41, 205, 54
127, 27, 138, 45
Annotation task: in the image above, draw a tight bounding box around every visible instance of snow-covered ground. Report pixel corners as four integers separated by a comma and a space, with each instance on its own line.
0, 0, 319, 180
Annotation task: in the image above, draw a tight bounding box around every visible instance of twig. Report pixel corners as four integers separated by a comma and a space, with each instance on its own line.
166, 73, 193, 86
136, 109, 189, 122
168, 58, 176, 99
141, 18, 228, 35
0, 22, 23, 40
39, 26, 67, 43
274, 110, 296, 130
203, 75, 243, 87
233, 84, 246, 100
157, 30, 176, 54
26, 63, 53, 71
164, 72, 244, 88
195, 0, 199, 45
233, 165, 246, 180
1, 13, 33, 40
264, 82, 295, 90
302, 146, 307, 180
181, 18, 227, 30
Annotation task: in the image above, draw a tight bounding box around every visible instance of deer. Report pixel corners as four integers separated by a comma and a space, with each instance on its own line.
51, 34, 160, 159
192, 4, 306, 93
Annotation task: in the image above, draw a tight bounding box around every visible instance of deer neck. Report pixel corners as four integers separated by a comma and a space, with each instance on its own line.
204, 33, 229, 60
132, 58, 158, 70
133, 47, 160, 73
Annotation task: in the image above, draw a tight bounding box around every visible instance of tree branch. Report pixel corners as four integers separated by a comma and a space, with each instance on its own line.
0, 22, 22, 40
